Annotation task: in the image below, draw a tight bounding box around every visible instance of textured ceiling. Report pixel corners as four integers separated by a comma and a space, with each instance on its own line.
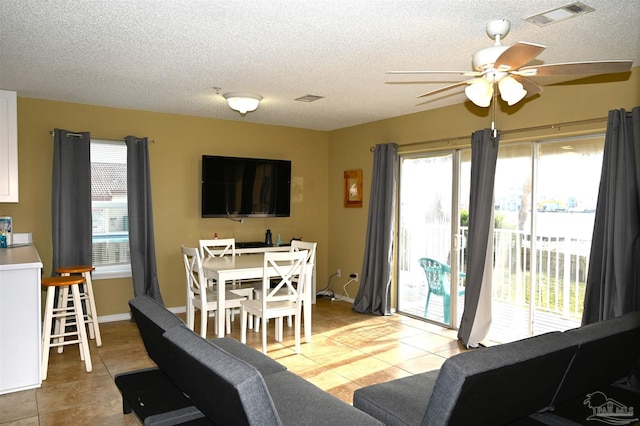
1, 0, 638, 131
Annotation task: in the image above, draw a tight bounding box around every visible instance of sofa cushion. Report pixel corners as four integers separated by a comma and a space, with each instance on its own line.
210, 337, 287, 377
423, 331, 579, 426
163, 325, 282, 426
129, 296, 186, 386
353, 370, 439, 426
552, 311, 640, 406
264, 370, 383, 425
129, 295, 287, 378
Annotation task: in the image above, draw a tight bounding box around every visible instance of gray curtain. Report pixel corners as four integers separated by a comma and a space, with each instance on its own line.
126, 136, 163, 303
582, 107, 640, 324
458, 129, 499, 348
353, 143, 398, 315
52, 129, 92, 274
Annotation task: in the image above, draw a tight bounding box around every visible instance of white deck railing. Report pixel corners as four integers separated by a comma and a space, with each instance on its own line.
489, 228, 590, 321
399, 226, 590, 339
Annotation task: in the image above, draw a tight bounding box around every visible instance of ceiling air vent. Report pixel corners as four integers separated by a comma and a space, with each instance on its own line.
524, 2, 595, 27
295, 94, 324, 102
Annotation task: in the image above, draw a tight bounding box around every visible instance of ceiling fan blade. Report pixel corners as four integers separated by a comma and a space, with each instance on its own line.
494, 42, 546, 71
388, 70, 482, 77
512, 75, 542, 98
519, 60, 632, 77
417, 80, 470, 98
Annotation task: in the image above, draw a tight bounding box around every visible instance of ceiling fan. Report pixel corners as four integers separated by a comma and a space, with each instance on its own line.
389, 20, 632, 108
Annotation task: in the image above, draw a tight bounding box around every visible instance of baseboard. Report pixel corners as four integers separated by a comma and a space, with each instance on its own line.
316, 294, 354, 304
94, 301, 391, 324
167, 306, 187, 315
97, 305, 187, 323
97, 312, 131, 323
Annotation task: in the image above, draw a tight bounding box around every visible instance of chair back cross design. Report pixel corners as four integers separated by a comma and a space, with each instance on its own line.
290, 240, 317, 289
199, 238, 236, 259
263, 250, 308, 304
183, 246, 206, 298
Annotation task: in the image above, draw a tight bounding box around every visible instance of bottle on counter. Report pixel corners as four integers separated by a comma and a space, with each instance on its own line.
0, 217, 11, 248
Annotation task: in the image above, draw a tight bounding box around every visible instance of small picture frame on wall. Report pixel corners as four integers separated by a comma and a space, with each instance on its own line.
344, 169, 363, 208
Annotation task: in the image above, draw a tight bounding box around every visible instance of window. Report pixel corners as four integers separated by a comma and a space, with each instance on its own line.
91, 140, 131, 279
397, 133, 604, 342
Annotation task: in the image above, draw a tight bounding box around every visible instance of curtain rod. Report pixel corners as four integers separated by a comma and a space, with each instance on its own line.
370, 116, 609, 152
49, 130, 156, 143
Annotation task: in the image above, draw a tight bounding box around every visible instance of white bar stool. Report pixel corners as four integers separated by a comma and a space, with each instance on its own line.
56, 265, 102, 347
41, 275, 93, 380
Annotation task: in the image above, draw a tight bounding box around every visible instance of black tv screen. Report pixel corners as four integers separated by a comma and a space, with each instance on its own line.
201, 155, 291, 218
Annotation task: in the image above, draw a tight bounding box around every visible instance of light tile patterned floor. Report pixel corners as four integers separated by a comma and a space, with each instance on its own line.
0, 298, 464, 425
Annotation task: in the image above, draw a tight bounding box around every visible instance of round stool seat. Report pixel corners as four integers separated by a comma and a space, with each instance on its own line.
56, 265, 95, 274
42, 275, 86, 287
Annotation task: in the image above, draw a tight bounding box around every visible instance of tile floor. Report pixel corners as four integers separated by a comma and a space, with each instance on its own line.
0, 298, 466, 425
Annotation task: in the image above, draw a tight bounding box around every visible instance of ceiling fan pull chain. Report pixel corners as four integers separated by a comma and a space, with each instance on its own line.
491, 83, 498, 138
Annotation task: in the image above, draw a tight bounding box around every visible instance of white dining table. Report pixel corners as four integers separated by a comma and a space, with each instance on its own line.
202, 253, 313, 341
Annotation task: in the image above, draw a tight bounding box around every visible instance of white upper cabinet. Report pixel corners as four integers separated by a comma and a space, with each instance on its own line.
0, 90, 18, 203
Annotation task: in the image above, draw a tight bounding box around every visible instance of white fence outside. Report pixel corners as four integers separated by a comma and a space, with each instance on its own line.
399, 223, 591, 340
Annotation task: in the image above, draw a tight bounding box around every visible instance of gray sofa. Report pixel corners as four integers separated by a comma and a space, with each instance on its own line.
115, 295, 381, 425
353, 311, 640, 426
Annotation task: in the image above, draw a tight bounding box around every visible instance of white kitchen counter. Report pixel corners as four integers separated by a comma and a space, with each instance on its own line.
0, 244, 43, 270
0, 244, 43, 394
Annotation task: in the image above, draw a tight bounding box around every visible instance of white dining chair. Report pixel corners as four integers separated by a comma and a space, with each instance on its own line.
199, 238, 254, 327
181, 246, 246, 337
240, 250, 308, 354
254, 240, 317, 331
289, 240, 317, 328
290, 240, 317, 290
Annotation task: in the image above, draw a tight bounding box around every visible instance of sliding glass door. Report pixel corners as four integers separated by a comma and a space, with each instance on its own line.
490, 136, 603, 342
490, 143, 534, 341
397, 151, 467, 326
397, 134, 603, 339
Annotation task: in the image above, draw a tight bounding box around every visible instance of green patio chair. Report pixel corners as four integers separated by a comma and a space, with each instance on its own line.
419, 257, 465, 324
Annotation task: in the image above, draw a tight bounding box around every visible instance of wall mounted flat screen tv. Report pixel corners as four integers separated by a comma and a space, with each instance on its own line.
201, 155, 291, 218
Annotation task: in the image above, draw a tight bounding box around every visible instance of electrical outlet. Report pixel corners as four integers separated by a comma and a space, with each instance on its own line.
336, 269, 341, 278
350, 272, 359, 281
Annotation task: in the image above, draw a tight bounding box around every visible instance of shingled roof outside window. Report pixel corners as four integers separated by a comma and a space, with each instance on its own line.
91, 162, 127, 201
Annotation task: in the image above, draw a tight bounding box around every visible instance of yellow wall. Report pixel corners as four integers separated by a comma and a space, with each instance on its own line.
1, 67, 638, 316
2, 100, 329, 315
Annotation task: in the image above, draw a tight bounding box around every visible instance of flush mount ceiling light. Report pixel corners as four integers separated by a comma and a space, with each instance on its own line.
222, 92, 263, 115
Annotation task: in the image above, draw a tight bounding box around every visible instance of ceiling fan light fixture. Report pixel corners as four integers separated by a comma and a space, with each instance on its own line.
465, 79, 493, 107
223, 92, 263, 115
498, 76, 527, 106
389, 17, 631, 112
